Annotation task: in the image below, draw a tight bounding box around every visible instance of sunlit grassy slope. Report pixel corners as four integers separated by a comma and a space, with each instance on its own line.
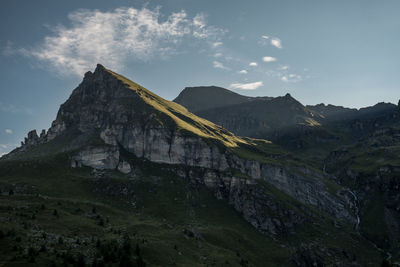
108, 69, 252, 148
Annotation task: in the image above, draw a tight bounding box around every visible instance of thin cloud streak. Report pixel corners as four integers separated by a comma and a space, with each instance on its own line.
230, 81, 263, 90
262, 56, 277, 62
213, 60, 230, 70
0, 101, 33, 115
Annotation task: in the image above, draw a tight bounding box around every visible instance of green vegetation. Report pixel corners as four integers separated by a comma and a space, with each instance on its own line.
0, 155, 294, 266
0, 152, 387, 266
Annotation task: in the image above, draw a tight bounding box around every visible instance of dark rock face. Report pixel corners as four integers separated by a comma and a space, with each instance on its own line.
306, 103, 358, 120
8, 64, 353, 236
19, 129, 47, 151
174, 86, 323, 141
173, 86, 272, 113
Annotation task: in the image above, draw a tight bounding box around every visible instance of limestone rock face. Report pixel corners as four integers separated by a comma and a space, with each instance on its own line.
117, 161, 131, 174
71, 146, 120, 170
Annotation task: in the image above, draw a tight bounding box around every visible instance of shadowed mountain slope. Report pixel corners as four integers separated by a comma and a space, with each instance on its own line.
173, 86, 273, 113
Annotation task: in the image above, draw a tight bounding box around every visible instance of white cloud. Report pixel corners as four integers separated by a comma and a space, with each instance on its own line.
238, 70, 247, 74
249, 62, 258, 66
193, 14, 206, 29
281, 74, 302, 83
212, 41, 223, 48
230, 81, 263, 90
5, 129, 13, 134
270, 38, 282, 49
17, 7, 224, 76
279, 65, 289, 70
259, 35, 283, 48
214, 52, 222, 58
265, 70, 281, 78
0, 102, 33, 115
213, 61, 230, 70
262, 56, 277, 62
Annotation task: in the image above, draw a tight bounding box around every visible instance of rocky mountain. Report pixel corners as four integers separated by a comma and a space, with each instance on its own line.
306, 103, 358, 120
174, 84, 400, 264
174, 88, 323, 140
307, 102, 397, 122
173, 86, 255, 112
0, 65, 395, 266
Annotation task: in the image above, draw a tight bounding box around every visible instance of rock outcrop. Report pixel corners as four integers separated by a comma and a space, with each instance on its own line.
19, 129, 47, 151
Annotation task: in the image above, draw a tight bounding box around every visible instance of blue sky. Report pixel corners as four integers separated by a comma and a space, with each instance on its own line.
1, 0, 400, 155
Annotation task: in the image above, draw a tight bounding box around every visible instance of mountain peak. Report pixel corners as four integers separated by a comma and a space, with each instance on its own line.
95, 63, 106, 70
41, 65, 249, 150
83, 63, 108, 80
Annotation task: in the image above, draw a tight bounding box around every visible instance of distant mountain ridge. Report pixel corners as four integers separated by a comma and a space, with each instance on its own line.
174, 85, 398, 140
173, 86, 272, 112
174, 86, 323, 139
307, 102, 397, 121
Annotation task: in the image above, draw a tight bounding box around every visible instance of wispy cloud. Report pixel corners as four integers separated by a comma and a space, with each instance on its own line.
4, 129, 13, 134
212, 41, 223, 48
270, 38, 282, 49
259, 35, 283, 48
281, 74, 302, 83
266, 66, 303, 83
249, 62, 258, 66
230, 81, 263, 90
281, 76, 289, 82
14, 7, 224, 76
213, 60, 230, 70
214, 52, 222, 58
262, 56, 277, 62
238, 69, 247, 74
0, 101, 33, 115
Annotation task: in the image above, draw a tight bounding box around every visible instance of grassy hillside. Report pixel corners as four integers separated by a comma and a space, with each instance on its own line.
0, 155, 292, 266
0, 151, 386, 266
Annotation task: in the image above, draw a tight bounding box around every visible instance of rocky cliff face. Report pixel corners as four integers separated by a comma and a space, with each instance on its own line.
8, 64, 354, 236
